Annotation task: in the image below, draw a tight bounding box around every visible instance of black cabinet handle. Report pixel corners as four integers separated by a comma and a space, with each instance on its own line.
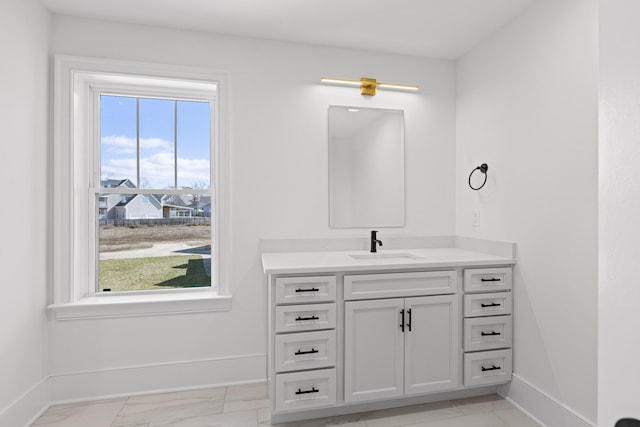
400, 309, 405, 332
295, 315, 319, 321
481, 302, 501, 308
406, 309, 412, 332
481, 365, 501, 372
481, 278, 501, 282
294, 348, 319, 356
481, 331, 502, 336
295, 288, 319, 293
295, 387, 319, 395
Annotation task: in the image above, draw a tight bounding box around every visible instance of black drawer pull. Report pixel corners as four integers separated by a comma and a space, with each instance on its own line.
481, 365, 501, 372
481, 331, 502, 336
295, 387, 319, 395
481, 278, 501, 282
295, 288, 319, 293
295, 315, 320, 321
294, 348, 319, 356
481, 302, 501, 308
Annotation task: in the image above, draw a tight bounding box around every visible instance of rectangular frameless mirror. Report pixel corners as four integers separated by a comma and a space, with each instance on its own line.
329, 105, 405, 228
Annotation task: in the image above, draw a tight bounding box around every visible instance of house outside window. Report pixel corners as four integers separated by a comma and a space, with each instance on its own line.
51, 56, 230, 318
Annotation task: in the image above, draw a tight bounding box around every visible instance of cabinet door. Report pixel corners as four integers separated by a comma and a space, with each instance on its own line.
404, 294, 459, 395
344, 298, 404, 403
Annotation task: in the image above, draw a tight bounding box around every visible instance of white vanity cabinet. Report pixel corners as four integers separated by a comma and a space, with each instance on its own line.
344, 294, 458, 403
271, 276, 338, 413
263, 247, 515, 424
462, 267, 513, 387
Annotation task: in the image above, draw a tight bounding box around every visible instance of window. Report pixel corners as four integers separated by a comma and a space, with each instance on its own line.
51, 56, 230, 318
97, 95, 211, 292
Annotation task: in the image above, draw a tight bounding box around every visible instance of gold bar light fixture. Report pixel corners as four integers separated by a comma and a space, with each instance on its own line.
320, 76, 419, 96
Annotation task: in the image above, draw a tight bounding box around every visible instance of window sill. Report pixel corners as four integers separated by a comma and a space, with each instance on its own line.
48, 290, 232, 320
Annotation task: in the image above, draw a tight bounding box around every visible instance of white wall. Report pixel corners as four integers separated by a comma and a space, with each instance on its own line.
0, 0, 51, 423
599, 0, 640, 424
49, 15, 457, 397
455, 0, 598, 423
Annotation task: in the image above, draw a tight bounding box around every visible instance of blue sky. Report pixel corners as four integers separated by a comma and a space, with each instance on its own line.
100, 95, 211, 189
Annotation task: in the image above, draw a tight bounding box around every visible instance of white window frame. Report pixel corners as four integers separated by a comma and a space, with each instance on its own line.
49, 56, 231, 319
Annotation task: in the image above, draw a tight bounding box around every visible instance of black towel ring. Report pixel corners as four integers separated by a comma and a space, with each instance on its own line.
615, 419, 640, 427
468, 163, 488, 190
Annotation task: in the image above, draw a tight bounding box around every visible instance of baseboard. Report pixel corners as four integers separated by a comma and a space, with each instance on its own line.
0, 354, 266, 426
498, 374, 595, 427
49, 353, 267, 404
0, 377, 50, 427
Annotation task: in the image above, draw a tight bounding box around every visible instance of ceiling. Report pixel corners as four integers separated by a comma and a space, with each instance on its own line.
39, 0, 537, 59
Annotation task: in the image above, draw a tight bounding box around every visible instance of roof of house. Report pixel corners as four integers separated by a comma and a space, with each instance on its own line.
159, 194, 192, 207
101, 178, 136, 189
115, 194, 161, 207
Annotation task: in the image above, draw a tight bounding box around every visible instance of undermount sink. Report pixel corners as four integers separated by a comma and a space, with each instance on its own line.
349, 252, 424, 260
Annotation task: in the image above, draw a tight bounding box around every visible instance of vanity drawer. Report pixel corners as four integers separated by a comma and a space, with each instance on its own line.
464, 268, 512, 293
344, 271, 457, 300
464, 292, 512, 317
464, 315, 512, 352
275, 276, 336, 304
464, 349, 512, 387
275, 303, 336, 333
275, 368, 337, 412
275, 330, 336, 373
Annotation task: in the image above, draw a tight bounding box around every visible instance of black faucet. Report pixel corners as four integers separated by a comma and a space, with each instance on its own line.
370, 230, 383, 253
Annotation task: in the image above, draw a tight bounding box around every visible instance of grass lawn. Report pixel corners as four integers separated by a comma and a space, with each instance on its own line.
99, 255, 210, 292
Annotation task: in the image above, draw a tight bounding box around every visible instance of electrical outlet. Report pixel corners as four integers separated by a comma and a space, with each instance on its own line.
472, 209, 481, 227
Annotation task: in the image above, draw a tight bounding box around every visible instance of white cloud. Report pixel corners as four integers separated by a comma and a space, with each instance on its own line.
101, 135, 209, 188
177, 158, 211, 187
100, 158, 137, 185
101, 153, 210, 189
101, 135, 172, 154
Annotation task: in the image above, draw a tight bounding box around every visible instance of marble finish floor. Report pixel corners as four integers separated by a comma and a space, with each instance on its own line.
32, 383, 541, 427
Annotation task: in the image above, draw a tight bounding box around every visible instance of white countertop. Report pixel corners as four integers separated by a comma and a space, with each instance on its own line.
262, 247, 516, 275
